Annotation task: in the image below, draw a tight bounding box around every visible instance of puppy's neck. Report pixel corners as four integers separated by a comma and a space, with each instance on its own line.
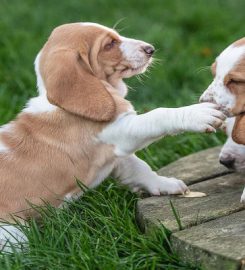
107, 77, 128, 98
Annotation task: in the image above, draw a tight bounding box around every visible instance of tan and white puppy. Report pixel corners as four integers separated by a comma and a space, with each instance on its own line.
200, 37, 245, 202
0, 22, 224, 251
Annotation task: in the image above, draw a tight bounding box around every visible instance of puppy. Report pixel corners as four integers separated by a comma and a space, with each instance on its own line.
200, 37, 245, 202
0, 22, 224, 251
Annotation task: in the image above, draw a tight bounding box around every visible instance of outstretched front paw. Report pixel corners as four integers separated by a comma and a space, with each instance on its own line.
184, 103, 226, 133
148, 176, 189, 196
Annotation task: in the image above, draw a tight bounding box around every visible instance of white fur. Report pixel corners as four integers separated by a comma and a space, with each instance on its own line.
114, 80, 128, 97
241, 187, 245, 203
23, 96, 57, 114
113, 155, 188, 195
0, 124, 13, 153
62, 191, 83, 205
98, 103, 224, 156
200, 44, 245, 115
89, 163, 115, 189
23, 52, 57, 114
0, 141, 8, 153
98, 102, 224, 195
120, 37, 146, 69
35, 52, 46, 96
119, 36, 152, 78
0, 224, 27, 252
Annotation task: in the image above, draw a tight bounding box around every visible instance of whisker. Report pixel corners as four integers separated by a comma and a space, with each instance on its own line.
116, 26, 130, 33
139, 73, 149, 80
112, 18, 127, 31
127, 84, 137, 92
195, 66, 211, 74
136, 74, 145, 84
152, 57, 162, 62
153, 48, 160, 54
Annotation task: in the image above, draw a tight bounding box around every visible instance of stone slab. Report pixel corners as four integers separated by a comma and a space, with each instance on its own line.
171, 210, 245, 270
137, 173, 245, 232
136, 147, 245, 269
158, 146, 231, 185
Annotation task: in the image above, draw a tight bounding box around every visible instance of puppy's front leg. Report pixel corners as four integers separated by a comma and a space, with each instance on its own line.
113, 155, 188, 195
99, 102, 225, 156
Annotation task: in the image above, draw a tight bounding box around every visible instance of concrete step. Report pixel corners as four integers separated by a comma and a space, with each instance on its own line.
172, 210, 245, 270
158, 146, 230, 185
136, 147, 245, 269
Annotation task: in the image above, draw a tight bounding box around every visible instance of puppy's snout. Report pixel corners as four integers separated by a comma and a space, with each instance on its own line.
142, 45, 155, 56
199, 92, 215, 104
219, 157, 235, 169
199, 95, 206, 103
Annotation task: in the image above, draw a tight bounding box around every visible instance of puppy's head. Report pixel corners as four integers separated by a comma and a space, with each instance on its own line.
36, 22, 154, 122
200, 38, 245, 117
199, 37, 245, 144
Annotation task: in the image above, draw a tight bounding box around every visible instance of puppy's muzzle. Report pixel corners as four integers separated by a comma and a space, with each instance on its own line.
219, 156, 235, 169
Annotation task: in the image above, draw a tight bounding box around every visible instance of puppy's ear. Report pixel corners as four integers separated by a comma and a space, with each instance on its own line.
232, 115, 245, 144
40, 50, 116, 122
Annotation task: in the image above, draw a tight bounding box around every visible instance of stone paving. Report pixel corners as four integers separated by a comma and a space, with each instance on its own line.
136, 147, 245, 270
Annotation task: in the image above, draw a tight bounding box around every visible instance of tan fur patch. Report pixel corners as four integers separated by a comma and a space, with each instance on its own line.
232, 114, 245, 144
233, 37, 245, 47
211, 62, 216, 76
39, 24, 122, 122
227, 56, 245, 115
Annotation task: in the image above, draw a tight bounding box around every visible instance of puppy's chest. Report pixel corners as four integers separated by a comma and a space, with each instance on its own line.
89, 162, 115, 188
107, 87, 135, 116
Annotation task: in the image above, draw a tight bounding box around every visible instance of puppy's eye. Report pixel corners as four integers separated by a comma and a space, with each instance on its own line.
104, 39, 117, 50
228, 79, 237, 85
228, 79, 243, 85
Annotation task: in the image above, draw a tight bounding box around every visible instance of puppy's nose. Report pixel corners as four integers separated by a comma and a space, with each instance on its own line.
219, 157, 235, 169
143, 45, 155, 56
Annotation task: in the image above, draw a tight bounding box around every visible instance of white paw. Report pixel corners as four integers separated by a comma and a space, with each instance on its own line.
240, 187, 245, 203
148, 177, 189, 196
183, 102, 226, 133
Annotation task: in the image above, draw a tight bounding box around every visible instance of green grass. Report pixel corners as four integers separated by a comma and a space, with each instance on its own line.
0, 0, 244, 269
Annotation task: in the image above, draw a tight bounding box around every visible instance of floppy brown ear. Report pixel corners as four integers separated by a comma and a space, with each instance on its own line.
232, 115, 245, 144
40, 50, 116, 122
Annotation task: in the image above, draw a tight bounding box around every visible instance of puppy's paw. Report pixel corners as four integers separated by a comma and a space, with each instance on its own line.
184, 102, 226, 133
148, 177, 189, 196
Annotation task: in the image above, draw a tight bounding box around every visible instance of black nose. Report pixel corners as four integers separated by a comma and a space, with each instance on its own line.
143, 45, 155, 56
219, 158, 235, 169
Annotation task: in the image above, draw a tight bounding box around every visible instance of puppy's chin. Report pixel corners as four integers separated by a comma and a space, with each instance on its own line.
120, 59, 152, 79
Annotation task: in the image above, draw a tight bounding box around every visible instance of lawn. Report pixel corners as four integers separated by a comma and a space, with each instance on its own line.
0, 0, 244, 269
